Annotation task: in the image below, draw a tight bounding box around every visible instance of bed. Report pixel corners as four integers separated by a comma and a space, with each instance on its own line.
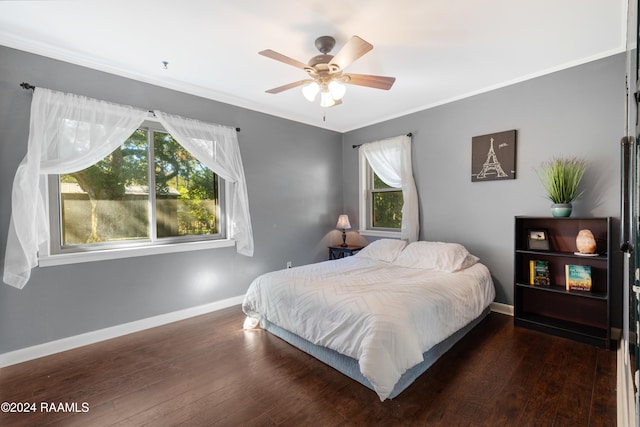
242, 239, 495, 401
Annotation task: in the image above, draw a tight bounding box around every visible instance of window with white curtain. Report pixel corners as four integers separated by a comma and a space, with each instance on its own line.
357, 134, 419, 241
3, 88, 253, 289
48, 122, 225, 255
361, 159, 403, 231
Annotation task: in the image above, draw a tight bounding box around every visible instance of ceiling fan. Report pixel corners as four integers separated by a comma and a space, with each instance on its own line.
259, 35, 396, 108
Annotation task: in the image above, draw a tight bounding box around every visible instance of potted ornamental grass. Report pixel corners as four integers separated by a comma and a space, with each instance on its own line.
536, 156, 587, 217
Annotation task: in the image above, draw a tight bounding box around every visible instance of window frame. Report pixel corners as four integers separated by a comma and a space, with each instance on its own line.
358, 150, 403, 238
40, 119, 234, 266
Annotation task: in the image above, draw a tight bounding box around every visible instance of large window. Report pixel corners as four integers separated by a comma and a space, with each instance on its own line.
4, 88, 252, 289
50, 125, 223, 254
359, 151, 403, 236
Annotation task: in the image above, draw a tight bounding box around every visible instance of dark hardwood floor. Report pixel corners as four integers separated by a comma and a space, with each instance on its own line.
0, 307, 616, 426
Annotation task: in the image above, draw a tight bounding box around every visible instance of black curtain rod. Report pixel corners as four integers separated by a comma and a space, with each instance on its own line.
352, 132, 413, 149
20, 82, 240, 132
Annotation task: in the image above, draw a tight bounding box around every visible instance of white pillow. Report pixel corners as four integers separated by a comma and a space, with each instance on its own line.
393, 241, 478, 272
354, 239, 407, 263
460, 254, 480, 270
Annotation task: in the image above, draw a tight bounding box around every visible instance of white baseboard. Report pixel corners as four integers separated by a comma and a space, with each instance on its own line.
0, 295, 244, 368
490, 302, 514, 316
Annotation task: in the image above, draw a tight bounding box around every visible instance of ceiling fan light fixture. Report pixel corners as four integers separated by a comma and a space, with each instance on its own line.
302, 81, 320, 101
261, 35, 395, 110
328, 80, 346, 100
320, 90, 336, 108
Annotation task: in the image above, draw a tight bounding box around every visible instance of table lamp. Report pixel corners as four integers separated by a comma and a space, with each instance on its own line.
336, 214, 351, 247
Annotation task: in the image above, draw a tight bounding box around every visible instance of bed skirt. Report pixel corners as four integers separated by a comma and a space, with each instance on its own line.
263, 306, 491, 400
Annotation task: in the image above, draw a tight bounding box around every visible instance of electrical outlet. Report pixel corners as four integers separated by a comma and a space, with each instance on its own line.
286, 261, 292, 269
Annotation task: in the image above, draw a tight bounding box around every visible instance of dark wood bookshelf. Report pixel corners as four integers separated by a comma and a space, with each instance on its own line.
514, 216, 611, 348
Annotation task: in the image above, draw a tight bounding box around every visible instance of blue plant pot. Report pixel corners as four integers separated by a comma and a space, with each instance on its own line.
551, 203, 572, 217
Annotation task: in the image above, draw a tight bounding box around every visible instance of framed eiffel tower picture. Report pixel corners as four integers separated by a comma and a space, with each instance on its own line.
471, 129, 517, 182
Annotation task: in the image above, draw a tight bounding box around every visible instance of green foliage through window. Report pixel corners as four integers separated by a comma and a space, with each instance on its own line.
372, 191, 403, 229
370, 172, 402, 229
60, 128, 221, 246
154, 132, 219, 237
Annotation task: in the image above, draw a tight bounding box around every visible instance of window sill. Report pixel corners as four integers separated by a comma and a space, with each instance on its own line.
38, 239, 236, 267
358, 229, 402, 239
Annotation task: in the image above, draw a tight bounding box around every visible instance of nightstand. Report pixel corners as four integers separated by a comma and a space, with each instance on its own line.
328, 245, 364, 260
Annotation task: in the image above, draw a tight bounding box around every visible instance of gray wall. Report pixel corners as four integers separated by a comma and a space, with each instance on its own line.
342, 53, 625, 325
0, 46, 343, 353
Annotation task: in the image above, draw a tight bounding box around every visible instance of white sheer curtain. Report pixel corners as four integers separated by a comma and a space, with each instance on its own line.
3, 88, 149, 289
154, 111, 254, 257
361, 134, 419, 242
3, 89, 255, 289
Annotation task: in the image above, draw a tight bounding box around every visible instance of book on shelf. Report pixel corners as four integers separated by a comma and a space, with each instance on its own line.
529, 260, 550, 285
565, 265, 592, 291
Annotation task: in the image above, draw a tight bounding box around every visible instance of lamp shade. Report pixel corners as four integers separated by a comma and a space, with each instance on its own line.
302, 81, 319, 101
320, 90, 336, 108
328, 80, 346, 100
336, 214, 351, 230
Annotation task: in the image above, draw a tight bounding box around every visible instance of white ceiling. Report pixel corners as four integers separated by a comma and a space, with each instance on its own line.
0, 0, 628, 132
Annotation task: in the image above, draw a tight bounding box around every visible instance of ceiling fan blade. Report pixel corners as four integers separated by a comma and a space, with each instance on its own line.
343, 73, 396, 90
259, 49, 309, 70
265, 80, 311, 94
328, 36, 373, 71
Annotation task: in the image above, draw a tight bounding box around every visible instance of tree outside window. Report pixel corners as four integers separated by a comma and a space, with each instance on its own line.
59, 127, 221, 247
370, 172, 402, 230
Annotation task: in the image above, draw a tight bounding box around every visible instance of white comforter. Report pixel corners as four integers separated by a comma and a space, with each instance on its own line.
242, 257, 495, 400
